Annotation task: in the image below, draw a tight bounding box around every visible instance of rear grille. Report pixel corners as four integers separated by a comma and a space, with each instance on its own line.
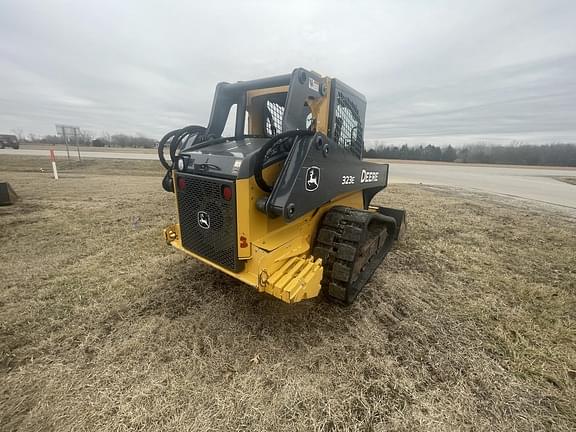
176, 174, 242, 272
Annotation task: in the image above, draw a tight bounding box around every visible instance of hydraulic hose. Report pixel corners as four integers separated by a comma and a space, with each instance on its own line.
158, 125, 209, 192
157, 128, 181, 171
253, 130, 315, 193
158, 125, 209, 171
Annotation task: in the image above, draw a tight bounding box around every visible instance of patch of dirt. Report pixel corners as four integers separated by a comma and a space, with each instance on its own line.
554, 176, 576, 185
1, 156, 575, 431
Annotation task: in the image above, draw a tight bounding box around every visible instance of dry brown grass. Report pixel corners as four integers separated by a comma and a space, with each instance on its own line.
1, 155, 575, 431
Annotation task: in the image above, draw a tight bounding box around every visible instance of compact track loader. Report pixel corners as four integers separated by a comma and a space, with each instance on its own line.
158, 68, 405, 304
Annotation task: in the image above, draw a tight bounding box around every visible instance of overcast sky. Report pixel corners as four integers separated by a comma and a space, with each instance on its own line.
1, 0, 575, 145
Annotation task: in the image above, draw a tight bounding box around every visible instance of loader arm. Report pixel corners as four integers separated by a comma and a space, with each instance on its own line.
260, 133, 389, 221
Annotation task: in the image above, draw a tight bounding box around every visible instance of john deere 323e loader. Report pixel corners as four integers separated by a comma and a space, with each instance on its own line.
158, 68, 405, 304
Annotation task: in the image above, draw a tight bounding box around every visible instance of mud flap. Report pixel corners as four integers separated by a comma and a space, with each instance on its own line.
377, 207, 406, 240
0, 182, 18, 206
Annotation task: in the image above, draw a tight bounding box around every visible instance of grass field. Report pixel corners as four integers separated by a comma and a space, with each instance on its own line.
1, 156, 575, 431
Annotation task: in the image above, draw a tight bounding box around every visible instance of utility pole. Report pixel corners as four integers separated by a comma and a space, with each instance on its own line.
62, 129, 70, 160
74, 129, 82, 162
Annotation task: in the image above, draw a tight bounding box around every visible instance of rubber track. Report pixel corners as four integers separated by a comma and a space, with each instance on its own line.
312, 206, 394, 304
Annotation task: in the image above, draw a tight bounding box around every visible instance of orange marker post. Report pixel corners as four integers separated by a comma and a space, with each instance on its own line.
49, 148, 59, 180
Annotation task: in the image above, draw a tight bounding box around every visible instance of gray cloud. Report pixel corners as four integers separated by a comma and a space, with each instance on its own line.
0, 0, 575, 145
369, 55, 576, 144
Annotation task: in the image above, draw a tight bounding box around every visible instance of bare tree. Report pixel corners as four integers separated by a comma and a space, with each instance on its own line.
11, 128, 24, 141
78, 129, 93, 145
101, 131, 111, 146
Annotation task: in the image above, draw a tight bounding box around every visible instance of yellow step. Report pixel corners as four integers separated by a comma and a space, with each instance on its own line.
266, 256, 323, 303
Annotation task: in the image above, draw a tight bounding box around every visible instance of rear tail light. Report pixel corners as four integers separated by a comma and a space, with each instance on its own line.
177, 177, 186, 190
222, 185, 233, 201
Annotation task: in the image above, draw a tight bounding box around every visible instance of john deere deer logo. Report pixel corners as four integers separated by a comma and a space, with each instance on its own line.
305, 166, 320, 191
197, 211, 210, 229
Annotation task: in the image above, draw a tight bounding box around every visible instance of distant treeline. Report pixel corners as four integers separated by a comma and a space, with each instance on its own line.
365, 143, 576, 166
91, 135, 156, 148
40, 134, 156, 148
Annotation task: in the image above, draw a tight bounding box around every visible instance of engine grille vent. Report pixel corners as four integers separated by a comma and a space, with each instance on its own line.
176, 174, 241, 272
